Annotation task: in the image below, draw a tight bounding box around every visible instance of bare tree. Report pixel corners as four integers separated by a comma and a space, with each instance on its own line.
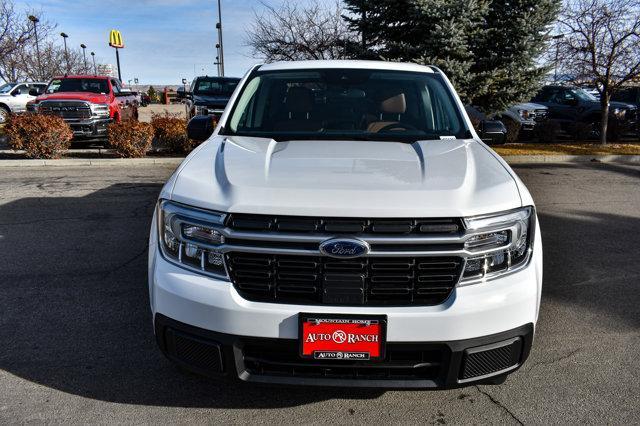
0, 0, 36, 82
0, 40, 87, 82
557, 0, 640, 144
246, 0, 356, 61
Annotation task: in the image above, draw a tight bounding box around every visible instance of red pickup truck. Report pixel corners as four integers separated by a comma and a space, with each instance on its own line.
31, 75, 138, 140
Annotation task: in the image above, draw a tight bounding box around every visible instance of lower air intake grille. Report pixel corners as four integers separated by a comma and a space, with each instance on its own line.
226, 253, 463, 306
242, 340, 445, 381
460, 337, 522, 381
166, 328, 223, 373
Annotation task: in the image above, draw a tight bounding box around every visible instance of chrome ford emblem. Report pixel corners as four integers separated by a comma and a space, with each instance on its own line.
319, 238, 370, 259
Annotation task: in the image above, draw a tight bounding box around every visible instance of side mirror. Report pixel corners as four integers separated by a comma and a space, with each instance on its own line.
479, 120, 507, 145
187, 115, 216, 141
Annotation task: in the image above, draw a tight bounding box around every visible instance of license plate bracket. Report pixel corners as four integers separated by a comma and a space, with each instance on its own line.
299, 313, 387, 361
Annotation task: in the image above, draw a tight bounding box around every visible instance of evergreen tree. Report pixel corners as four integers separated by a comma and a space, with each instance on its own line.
147, 86, 158, 103
343, 0, 560, 114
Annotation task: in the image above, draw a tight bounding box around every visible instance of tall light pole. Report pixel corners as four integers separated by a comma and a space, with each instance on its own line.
216, 0, 225, 77
80, 44, 87, 74
60, 32, 69, 73
552, 34, 565, 83
91, 51, 97, 74
28, 15, 42, 80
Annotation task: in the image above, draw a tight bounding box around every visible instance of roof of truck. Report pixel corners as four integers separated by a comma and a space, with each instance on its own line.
258, 60, 436, 73
51, 75, 111, 80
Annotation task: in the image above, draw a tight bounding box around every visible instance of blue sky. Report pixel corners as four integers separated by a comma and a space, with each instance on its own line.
19, 0, 280, 84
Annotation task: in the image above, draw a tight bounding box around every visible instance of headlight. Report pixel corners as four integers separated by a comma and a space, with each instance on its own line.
517, 109, 531, 120
90, 103, 110, 117
194, 105, 208, 116
460, 207, 534, 285
157, 200, 228, 278
612, 108, 626, 118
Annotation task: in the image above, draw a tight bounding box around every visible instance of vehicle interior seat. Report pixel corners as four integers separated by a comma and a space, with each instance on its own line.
273, 86, 322, 131
366, 93, 407, 132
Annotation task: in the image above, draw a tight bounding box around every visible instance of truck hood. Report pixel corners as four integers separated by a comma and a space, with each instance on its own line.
36, 92, 110, 104
511, 102, 547, 111
170, 137, 522, 217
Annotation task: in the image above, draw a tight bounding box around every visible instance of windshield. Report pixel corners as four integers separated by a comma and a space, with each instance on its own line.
0, 83, 16, 94
224, 69, 467, 141
571, 88, 597, 102
194, 78, 239, 96
46, 78, 109, 94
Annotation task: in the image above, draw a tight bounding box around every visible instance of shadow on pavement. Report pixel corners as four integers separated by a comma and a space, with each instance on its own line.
0, 171, 638, 407
0, 183, 383, 408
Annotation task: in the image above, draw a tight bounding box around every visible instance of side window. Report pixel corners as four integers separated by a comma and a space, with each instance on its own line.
12, 84, 27, 95
547, 89, 563, 104
561, 90, 576, 102
533, 88, 552, 103
111, 79, 122, 94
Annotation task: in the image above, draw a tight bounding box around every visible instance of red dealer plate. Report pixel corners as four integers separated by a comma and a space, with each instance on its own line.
299, 314, 387, 361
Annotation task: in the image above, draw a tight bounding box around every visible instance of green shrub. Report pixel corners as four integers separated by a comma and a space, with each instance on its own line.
151, 112, 200, 154
5, 113, 73, 159
107, 120, 154, 158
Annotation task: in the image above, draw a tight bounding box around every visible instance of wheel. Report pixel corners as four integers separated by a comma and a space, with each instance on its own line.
535, 120, 560, 143
500, 117, 520, 144
0, 106, 10, 125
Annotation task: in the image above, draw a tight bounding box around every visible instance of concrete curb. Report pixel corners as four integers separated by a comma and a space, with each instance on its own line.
0, 158, 184, 167
0, 154, 638, 167
502, 154, 640, 164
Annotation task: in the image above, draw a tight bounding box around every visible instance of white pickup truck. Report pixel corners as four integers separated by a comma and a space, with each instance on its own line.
149, 60, 543, 389
0, 82, 47, 124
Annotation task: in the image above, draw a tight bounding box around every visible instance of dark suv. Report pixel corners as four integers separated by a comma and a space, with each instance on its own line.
186, 76, 240, 119
531, 85, 638, 141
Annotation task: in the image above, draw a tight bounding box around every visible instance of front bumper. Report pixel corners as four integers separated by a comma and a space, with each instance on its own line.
65, 117, 111, 139
155, 313, 533, 388
149, 238, 541, 387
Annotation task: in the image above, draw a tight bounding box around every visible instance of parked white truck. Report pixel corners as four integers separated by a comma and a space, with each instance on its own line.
0, 82, 47, 124
149, 60, 543, 388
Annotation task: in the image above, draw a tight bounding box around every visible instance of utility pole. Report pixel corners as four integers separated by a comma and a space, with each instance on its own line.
91, 52, 97, 74
216, 0, 225, 76
60, 32, 69, 73
80, 44, 87, 74
552, 34, 565, 83
28, 16, 42, 80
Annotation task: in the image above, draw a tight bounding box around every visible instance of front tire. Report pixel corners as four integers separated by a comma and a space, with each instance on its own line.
0, 106, 10, 125
500, 117, 520, 144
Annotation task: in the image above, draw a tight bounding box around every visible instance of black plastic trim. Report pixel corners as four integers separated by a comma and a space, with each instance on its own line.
154, 314, 534, 389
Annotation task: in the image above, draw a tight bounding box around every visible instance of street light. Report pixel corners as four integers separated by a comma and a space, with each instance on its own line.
552, 34, 565, 83
28, 15, 43, 80
80, 44, 87, 74
216, 0, 224, 77
90, 51, 97, 75
60, 32, 69, 73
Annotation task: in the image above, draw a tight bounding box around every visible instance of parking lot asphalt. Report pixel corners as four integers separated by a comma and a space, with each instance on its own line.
0, 162, 639, 424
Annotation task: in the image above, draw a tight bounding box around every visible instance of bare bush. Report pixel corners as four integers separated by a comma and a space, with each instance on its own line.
5, 114, 73, 158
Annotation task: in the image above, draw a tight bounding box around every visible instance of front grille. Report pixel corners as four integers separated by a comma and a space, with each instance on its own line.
533, 109, 548, 122
460, 337, 522, 381
226, 253, 463, 306
242, 340, 446, 381
227, 214, 463, 235
39, 101, 91, 120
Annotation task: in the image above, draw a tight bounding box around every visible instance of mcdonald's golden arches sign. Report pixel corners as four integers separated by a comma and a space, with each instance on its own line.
109, 30, 124, 48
